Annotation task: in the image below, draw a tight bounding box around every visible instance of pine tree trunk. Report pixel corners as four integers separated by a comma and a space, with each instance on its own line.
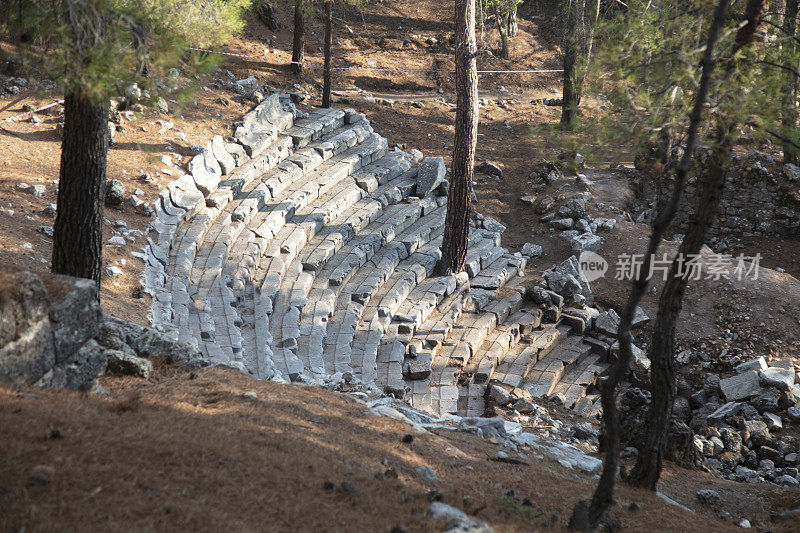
629, 126, 732, 488
628, 0, 764, 491
439, 0, 478, 275
322, 0, 332, 108
509, 6, 518, 37
291, 0, 305, 76
561, 0, 579, 128
561, 0, 599, 129
568, 2, 730, 528
782, 0, 799, 164
498, 11, 510, 59
52, 90, 109, 289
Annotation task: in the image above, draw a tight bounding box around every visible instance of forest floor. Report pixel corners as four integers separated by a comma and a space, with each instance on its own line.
1, 0, 800, 530
3, 366, 800, 532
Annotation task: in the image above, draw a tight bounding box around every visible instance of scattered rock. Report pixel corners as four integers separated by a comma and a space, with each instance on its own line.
37, 226, 54, 238
696, 489, 720, 505
535, 195, 555, 215
720, 371, 763, 402
105, 349, 153, 379
415, 465, 440, 482
105, 179, 126, 206
427, 502, 492, 533
489, 384, 511, 405
550, 218, 574, 230
521, 242, 543, 258
42, 204, 57, 218
476, 161, 502, 177
155, 97, 169, 114
760, 367, 795, 391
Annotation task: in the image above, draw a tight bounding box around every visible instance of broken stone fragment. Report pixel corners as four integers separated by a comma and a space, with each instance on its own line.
415, 156, 445, 197
720, 370, 763, 402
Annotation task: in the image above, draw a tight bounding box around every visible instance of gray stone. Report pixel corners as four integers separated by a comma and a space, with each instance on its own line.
513, 397, 536, 414
707, 401, 743, 424
550, 256, 592, 303
557, 198, 586, 219
763, 412, 782, 430
476, 160, 502, 177
521, 242, 542, 258
544, 269, 581, 298
99, 317, 204, 367
788, 405, 800, 421
570, 233, 603, 254
43, 203, 57, 218
489, 384, 511, 405
769, 358, 794, 371
0, 272, 55, 386
631, 306, 649, 328
224, 141, 248, 167
427, 502, 492, 533
760, 367, 795, 391
482, 217, 506, 233
189, 147, 222, 197
211, 135, 236, 175
776, 474, 800, 487
105, 179, 126, 206
535, 195, 555, 214
416, 157, 445, 196
736, 356, 767, 374
595, 309, 620, 337
155, 97, 169, 114
743, 419, 770, 446
695, 489, 720, 505
415, 465, 440, 482
48, 339, 107, 391
105, 349, 153, 379
47, 275, 101, 363
550, 218, 574, 230
720, 371, 763, 401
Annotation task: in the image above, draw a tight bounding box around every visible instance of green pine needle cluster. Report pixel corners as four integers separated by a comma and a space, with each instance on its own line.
1, 0, 252, 102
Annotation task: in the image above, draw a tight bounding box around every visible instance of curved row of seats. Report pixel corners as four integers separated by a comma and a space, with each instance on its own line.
145, 96, 609, 416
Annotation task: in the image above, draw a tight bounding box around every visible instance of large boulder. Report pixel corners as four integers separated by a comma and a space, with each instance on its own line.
0, 271, 104, 391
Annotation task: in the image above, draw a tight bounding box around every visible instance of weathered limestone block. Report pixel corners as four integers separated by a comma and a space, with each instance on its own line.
0, 272, 104, 391
416, 157, 445, 197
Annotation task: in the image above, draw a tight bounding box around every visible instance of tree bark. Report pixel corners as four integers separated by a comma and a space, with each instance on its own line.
291, 0, 305, 76
439, 0, 478, 275
322, 0, 332, 108
52, 90, 109, 289
628, 124, 732, 488
560, 0, 599, 129
498, 9, 510, 59
256, 1, 279, 32
561, 0, 579, 128
782, 0, 799, 164
568, 1, 730, 529
628, 0, 765, 490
